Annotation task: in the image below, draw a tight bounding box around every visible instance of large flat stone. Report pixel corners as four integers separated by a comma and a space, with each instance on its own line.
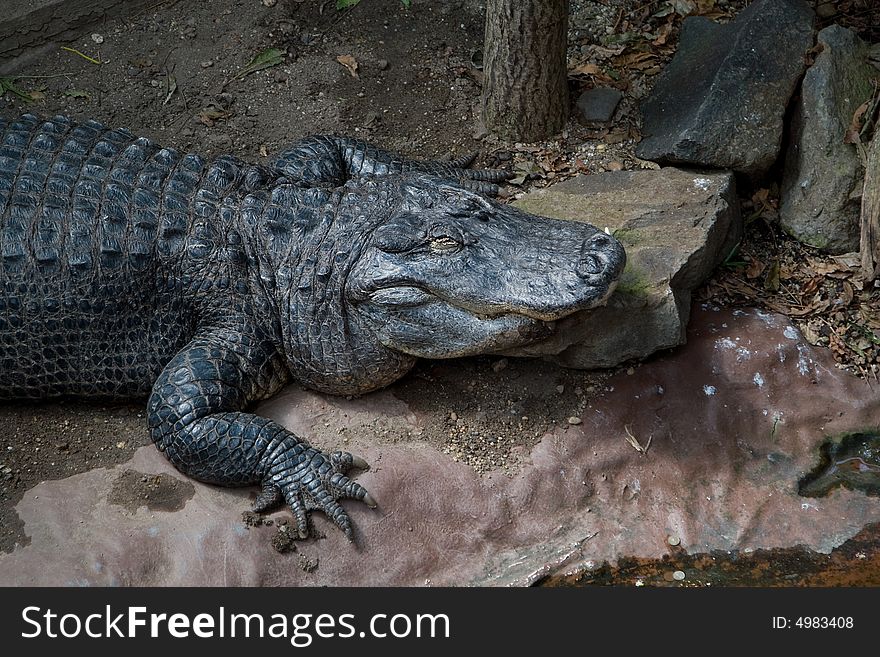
0, 307, 877, 586
506, 168, 741, 368
0, 0, 149, 63
636, 0, 815, 178
780, 25, 878, 254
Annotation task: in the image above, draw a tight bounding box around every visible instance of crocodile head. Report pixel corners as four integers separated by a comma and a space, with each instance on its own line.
346, 176, 626, 360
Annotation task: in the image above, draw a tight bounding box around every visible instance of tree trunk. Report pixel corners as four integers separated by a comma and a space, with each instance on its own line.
481, 0, 570, 142
860, 130, 880, 281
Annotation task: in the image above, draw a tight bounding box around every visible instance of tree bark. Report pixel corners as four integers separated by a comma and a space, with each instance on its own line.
481, 0, 570, 142
860, 130, 880, 281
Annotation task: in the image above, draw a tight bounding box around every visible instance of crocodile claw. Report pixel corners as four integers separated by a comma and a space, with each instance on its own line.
457, 162, 512, 197
262, 445, 375, 541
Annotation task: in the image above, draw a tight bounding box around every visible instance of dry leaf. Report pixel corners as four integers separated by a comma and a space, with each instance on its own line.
751, 188, 777, 212
830, 252, 862, 270
801, 323, 822, 345
197, 106, 230, 127
336, 54, 359, 78
844, 100, 869, 144
764, 259, 780, 292
861, 306, 880, 329
571, 62, 602, 77
616, 50, 657, 68
587, 44, 627, 60
809, 260, 845, 276
801, 275, 822, 297
604, 129, 629, 144
670, 0, 697, 16
652, 20, 674, 46
745, 257, 766, 279
789, 298, 831, 317
623, 425, 649, 453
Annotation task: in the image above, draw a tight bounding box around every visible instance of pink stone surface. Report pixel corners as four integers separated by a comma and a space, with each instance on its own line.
1, 306, 877, 586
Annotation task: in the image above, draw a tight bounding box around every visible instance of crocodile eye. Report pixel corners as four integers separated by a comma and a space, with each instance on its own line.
430, 236, 461, 253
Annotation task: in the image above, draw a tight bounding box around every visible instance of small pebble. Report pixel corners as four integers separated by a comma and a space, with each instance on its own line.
262, 0, 277, 6
91, 33, 104, 44
555, 385, 565, 394
568, 417, 582, 425
667, 535, 680, 546
200, 60, 214, 68
491, 359, 508, 373
377, 59, 389, 70
673, 570, 686, 581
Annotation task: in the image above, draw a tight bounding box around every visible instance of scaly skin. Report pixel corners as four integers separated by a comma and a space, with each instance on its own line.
0, 113, 625, 541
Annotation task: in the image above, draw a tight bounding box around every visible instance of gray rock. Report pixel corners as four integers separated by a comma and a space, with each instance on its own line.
576, 87, 622, 123
636, 0, 815, 178
506, 168, 741, 368
780, 25, 877, 254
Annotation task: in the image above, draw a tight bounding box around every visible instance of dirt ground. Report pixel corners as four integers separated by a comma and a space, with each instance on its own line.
3, 0, 494, 164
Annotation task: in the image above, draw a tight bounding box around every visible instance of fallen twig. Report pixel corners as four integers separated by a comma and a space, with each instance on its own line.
61, 47, 102, 65
623, 424, 651, 454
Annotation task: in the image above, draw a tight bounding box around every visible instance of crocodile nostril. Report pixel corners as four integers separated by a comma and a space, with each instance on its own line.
578, 252, 604, 278
587, 232, 612, 249
577, 233, 611, 279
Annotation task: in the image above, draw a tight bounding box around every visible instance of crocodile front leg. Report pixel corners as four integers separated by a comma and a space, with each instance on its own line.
148, 333, 375, 539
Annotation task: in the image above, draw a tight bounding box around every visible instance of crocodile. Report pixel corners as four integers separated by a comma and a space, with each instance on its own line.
0, 113, 626, 540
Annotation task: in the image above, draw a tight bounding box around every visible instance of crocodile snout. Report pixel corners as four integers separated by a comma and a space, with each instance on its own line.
577, 231, 622, 283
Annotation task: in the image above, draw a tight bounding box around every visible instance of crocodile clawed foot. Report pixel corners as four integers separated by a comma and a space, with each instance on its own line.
262, 446, 376, 541
458, 164, 512, 198
436, 151, 512, 197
